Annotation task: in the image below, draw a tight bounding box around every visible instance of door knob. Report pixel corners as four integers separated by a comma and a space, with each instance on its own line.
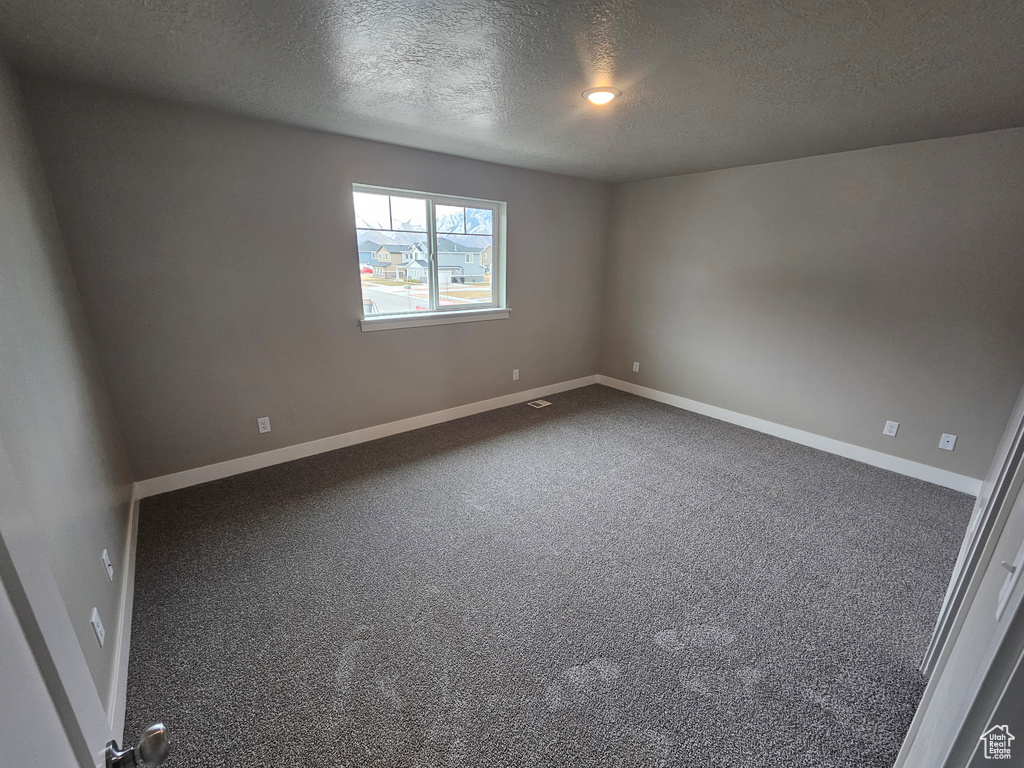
106, 722, 170, 767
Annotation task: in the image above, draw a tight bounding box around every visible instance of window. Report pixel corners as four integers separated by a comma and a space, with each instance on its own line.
353, 185, 506, 330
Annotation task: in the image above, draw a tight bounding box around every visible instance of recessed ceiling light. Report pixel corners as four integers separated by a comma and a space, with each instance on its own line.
583, 87, 620, 105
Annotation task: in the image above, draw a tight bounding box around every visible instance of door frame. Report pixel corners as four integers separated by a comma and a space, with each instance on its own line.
921, 386, 1024, 676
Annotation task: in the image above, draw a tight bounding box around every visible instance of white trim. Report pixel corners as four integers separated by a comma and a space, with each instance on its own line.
134, 375, 599, 498
135, 373, 983, 499
359, 307, 509, 332
353, 182, 505, 209
106, 487, 139, 741
597, 375, 982, 495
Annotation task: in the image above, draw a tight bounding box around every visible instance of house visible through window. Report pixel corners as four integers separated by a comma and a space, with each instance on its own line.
353, 185, 503, 319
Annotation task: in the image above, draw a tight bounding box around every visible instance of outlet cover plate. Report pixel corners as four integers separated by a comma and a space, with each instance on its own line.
101, 549, 114, 582
632, 362, 640, 372
883, 420, 899, 437
940, 433, 957, 451
257, 417, 271, 434
90, 607, 105, 647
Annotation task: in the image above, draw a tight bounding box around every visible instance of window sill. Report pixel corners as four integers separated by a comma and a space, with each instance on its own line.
359, 307, 510, 332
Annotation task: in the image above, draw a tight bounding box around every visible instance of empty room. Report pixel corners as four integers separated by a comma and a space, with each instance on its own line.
3, 2, 1024, 767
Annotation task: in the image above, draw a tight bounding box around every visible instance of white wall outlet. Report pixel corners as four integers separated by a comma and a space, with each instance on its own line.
257, 417, 271, 434
90, 607, 105, 647
940, 433, 957, 451
512, 369, 519, 381
883, 420, 899, 437
632, 362, 640, 373
101, 549, 114, 582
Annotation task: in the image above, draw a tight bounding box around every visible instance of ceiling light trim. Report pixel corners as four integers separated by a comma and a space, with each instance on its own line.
582, 87, 621, 105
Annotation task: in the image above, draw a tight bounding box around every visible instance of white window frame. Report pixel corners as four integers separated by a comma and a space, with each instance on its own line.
354, 184, 508, 332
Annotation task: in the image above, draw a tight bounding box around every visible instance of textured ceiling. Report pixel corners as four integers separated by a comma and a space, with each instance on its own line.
2, 0, 1024, 181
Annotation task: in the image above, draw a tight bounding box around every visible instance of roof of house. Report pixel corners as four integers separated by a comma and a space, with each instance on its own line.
437, 236, 486, 253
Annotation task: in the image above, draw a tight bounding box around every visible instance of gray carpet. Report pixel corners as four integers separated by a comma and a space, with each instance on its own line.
125, 385, 973, 767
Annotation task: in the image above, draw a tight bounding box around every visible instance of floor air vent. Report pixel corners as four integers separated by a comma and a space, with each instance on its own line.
527, 399, 552, 408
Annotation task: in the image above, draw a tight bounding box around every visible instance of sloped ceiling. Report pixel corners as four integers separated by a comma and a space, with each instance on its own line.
2, 0, 1023, 181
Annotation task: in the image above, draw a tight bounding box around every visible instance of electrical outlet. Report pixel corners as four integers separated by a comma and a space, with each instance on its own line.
632, 362, 640, 373
883, 420, 899, 437
101, 549, 114, 582
940, 433, 957, 451
513, 369, 519, 381
90, 607, 105, 647
257, 417, 271, 434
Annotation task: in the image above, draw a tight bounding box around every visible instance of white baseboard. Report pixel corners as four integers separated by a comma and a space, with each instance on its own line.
597, 375, 983, 496
134, 371, 981, 499
106, 486, 139, 740
134, 375, 599, 499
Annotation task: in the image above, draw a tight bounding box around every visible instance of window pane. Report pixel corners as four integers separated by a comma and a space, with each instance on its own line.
358, 232, 434, 315
353, 192, 391, 230
435, 204, 465, 234
466, 207, 493, 235
353, 186, 502, 320
389, 195, 427, 232
436, 234, 493, 306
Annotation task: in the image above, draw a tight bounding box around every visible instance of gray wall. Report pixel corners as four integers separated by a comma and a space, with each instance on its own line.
17, 76, 1024, 486
0, 61, 133, 702
21, 78, 611, 481
602, 130, 1024, 479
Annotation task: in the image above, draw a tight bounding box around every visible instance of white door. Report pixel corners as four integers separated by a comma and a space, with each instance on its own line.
0, 436, 125, 768
922, 386, 1024, 676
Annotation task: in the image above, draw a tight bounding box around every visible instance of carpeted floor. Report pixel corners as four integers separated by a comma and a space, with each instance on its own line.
125, 385, 973, 767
